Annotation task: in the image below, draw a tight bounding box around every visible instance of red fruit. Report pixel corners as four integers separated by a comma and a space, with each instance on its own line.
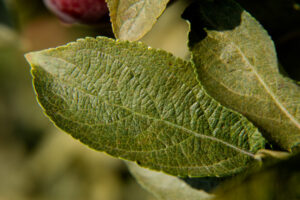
44, 0, 109, 24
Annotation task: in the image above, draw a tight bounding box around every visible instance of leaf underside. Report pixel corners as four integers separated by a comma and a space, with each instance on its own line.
106, 0, 169, 41
183, 0, 300, 151
26, 37, 265, 177
127, 161, 213, 200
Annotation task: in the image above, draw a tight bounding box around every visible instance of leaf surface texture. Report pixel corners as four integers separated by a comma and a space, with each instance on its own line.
26, 37, 265, 177
183, 0, 300, 151
106, 0, 169, 41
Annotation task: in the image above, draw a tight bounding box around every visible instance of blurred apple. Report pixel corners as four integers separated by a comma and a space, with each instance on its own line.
43, 0, 109, 24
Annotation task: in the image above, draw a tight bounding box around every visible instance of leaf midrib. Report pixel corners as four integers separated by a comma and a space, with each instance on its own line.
34, 55, 256, 158
202, 33, 300, 130
120, 0, 147, 35
234, 43, 300, 130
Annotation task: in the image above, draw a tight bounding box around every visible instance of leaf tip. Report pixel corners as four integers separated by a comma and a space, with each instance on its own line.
24, 53, 32, 63
24, 51, 43, 69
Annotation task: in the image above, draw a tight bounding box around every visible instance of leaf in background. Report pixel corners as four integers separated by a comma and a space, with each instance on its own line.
25, 36, 265, 177
183, 0, 300, 151
127, 161, 213, 200
105, 0, 169, 41
213, 153, 300, 200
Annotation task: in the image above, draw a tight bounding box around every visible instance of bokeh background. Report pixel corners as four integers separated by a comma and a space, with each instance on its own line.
0, 0, 299, 200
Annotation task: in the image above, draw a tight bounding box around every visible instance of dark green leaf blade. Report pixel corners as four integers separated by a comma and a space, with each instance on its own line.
183, 0, 300, 151
106, 0, 169, 41
25, 36, 265, 177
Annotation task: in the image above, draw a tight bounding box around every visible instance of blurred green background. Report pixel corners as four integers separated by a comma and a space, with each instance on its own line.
0, 0, 299, 200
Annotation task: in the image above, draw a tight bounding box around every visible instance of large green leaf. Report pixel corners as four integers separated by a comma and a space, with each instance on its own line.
183, 0, 300, 151
127, 161, 213, 200
213, 153, 300, 200
105, 0, 169, 41
25, 36, 265, 177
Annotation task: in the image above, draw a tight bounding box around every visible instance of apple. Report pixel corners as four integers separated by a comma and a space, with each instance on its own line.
43, 0, 109, 24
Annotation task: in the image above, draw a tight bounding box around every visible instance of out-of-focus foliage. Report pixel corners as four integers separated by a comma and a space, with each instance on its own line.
3, 0, 46, 28
214, 153, 300, 200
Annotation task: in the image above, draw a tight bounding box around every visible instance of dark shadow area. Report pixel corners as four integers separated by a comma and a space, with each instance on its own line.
182, 0, 243, 48
0, 0, 13, 26
181, 176, 227, 192
13, 120, 45, 153
215, 153, 300, 199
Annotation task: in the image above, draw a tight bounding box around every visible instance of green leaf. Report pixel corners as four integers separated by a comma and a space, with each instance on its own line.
25, 36, 265, 177
127, 161, 213, 200
183, 0, 300, 151
105, 0, 169, 41
213, 153, 300, 200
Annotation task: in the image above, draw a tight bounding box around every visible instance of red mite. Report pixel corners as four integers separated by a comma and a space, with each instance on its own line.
43, 0, 109, 24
